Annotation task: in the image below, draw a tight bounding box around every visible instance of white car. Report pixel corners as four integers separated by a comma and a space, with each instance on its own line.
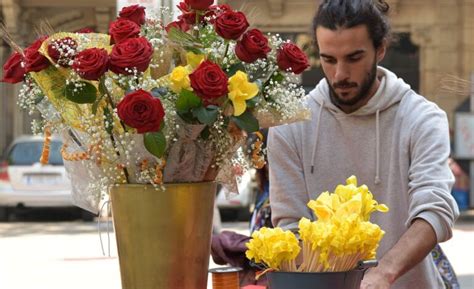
216, 169, 258, 220
0, 135, 94, 221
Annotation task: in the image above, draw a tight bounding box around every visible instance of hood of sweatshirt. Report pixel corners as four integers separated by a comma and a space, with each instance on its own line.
307, 66, 412, 184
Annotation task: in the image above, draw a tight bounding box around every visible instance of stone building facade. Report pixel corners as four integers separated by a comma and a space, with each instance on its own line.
1, 0, 473, 154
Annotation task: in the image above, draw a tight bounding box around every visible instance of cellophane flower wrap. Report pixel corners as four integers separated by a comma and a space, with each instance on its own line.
246, 176, 389, 273
1, 3, 311, 213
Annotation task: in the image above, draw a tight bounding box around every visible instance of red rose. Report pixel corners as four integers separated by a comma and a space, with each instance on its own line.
179, 12, 199, 25
117, 89, 165, 133
24, 36, 50, 73
76, 27, 94, 33
189, 60, 229, 103
109, 19, 141, 44
165, 20, 190, 33
205, 4, 232, 23
109, 37, 153, 75
47, 37, 78, 67
177, 1, 190, 13
185, 0, 213, 10
176, 2, 204, 25
72, 48, 109, 81
215, 11, 249, 40
118, 5, 146, 26
235, 29, 271, 63
209, 4, 232, 12
277, 43, 310, 74
1, 52, 25, 84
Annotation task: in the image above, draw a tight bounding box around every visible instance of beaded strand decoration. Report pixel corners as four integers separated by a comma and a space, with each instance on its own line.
251, 131, 265, 169
39, 125, 52, 165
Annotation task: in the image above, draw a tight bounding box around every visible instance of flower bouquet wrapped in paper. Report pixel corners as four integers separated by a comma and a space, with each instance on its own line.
246, 176, 389, 289
2, 3, 311, 213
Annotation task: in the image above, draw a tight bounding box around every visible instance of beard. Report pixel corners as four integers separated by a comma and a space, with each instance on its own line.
327, 60, 377, 108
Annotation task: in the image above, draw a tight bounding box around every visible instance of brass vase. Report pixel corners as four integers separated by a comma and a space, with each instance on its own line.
110, 182, 217, 289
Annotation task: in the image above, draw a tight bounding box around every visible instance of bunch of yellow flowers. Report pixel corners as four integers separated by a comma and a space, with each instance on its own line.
246, 176, 388, 272
245, 227, 301, 271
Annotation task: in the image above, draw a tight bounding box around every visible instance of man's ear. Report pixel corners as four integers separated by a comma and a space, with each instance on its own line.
376, 38, 388, 63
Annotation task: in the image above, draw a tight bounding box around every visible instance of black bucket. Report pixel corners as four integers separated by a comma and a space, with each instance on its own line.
267, 260, 377, 289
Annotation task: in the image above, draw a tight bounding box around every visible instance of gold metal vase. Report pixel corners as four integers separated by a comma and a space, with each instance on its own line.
110, 182, 216, 289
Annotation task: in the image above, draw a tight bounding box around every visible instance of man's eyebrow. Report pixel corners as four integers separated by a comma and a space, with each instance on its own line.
346, 50, 366, 57
319, 53, 334, 58
319, 49, 366, 59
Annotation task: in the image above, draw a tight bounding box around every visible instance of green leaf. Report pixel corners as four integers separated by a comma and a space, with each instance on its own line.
64, 81, 97, 104
272, 72, 284, 83
91, 95, 102, 115
200, 30, 220, 47
168, 27, 202, 48
186, 46, 204, 55
192, 106, 218, 125
178, 111, 196, 123
226, 62, 246, 78
231, 110, 259, 133
103, 107, 114, 134
200, 126, 210, 140
98, 78, 107, 96
144, 132, 167, 158
176, 89, 202, 112
246, 95, 260, 108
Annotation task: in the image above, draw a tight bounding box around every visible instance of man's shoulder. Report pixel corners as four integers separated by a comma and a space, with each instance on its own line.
399, 90, 447, 118
397, 91, 448, 133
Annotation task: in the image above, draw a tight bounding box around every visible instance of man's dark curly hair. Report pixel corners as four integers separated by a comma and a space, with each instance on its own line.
312, 0, 392, 50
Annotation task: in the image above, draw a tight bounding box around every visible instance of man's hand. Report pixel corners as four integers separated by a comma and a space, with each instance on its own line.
360, 267, 392, 289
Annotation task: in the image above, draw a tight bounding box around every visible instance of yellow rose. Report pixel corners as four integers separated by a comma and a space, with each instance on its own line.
186, 52, 205, 69
170, 66, 191, 93
228, 71, 259, 116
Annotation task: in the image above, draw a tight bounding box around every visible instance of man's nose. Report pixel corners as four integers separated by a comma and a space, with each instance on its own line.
334, 62, 350, 82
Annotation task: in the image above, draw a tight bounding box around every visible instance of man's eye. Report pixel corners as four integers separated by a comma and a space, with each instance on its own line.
348, 56, 362, 62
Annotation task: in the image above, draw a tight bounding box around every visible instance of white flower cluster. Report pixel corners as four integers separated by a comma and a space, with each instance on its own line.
50, 37, 77, 67
258, 78, 307, 121
209, 113, 234, 168
160, 93, 179, 144
18, 77, 44, 115
110, 68, 145, 92
31, 118, 45, 135
141, 18, 166, 49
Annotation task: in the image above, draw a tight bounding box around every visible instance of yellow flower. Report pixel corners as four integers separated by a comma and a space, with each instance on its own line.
169, 66, 191, 93
307, 191, 340, 221
186, 52, 205, 69
334, 175, 390, 221
228, 71, 259, 116
246, 227, 300, 270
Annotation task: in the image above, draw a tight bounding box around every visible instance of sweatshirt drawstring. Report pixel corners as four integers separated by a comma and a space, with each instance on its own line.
311, 100, 324, 174
375, 109, 381, 184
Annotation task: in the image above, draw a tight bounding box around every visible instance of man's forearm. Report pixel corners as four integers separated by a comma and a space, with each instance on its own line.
375, 218, 437, 284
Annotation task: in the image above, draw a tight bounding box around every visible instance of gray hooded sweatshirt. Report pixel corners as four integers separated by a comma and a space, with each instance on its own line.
268, 67, 460, 289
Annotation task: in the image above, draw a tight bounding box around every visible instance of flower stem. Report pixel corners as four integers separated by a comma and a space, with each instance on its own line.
194, 11, 201, 38
222, 41, 230, 65
100, 78, 130, 183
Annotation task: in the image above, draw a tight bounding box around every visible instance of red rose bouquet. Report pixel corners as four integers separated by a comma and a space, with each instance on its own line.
1, 4, 310, 213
